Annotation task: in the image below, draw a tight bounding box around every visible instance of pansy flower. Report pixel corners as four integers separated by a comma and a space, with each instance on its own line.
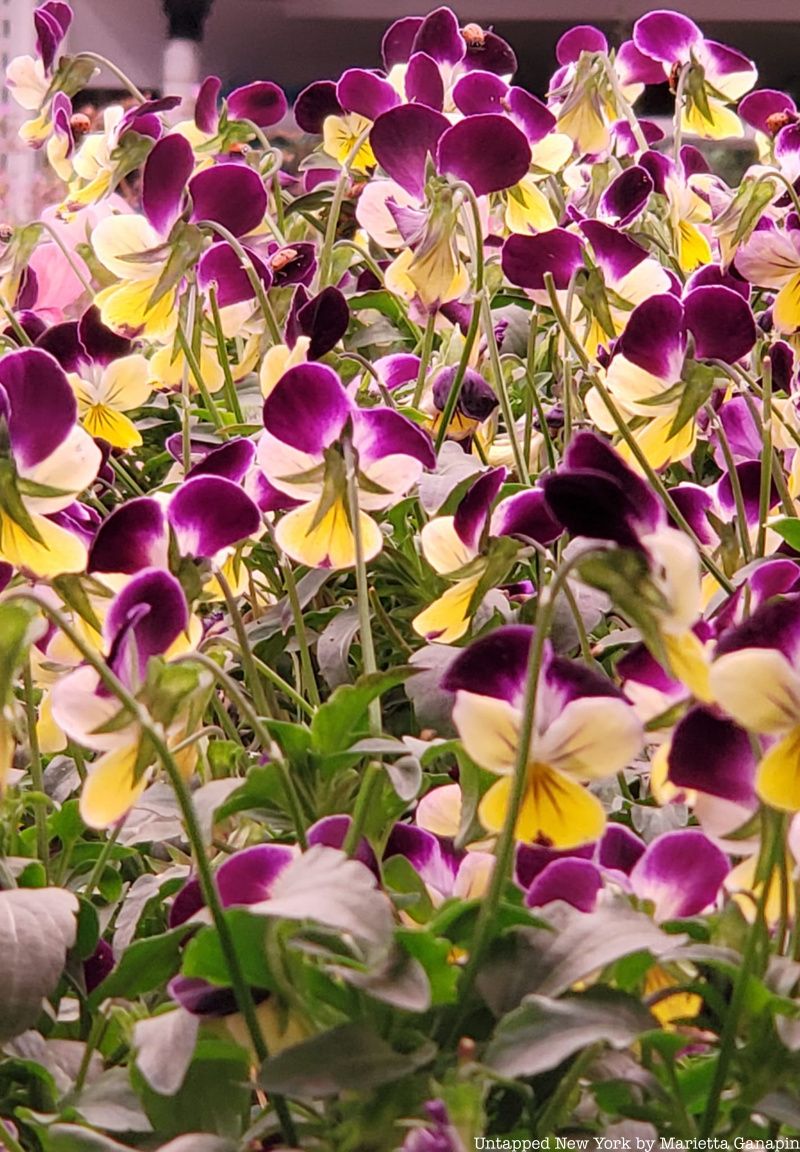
6, 1, 75, 146
413, 466, 562, 643
50, 568, 206, 827
442, 625, 643, 848
734, 219, 800, 335
0, 348, 102, 577
258, 363, 435, 569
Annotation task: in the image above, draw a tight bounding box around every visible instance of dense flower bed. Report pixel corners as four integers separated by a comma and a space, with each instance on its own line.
3, 4, 800, 1148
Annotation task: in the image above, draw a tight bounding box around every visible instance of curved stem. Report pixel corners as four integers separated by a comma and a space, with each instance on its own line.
74, 52, 146, 102
412, 312, 437, 409
317, 127, 372, 290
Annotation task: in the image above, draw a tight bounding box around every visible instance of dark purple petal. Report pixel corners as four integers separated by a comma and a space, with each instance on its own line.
168, 476, 261, 557
88, 498, 169, 575
370, 104, 450, 198
630, 829, 729, 919
0, 348, 76, 468
307, 815, 379, 876
598, 166, 654, 227
639, 149, 672, 195
581, 219, 648, 282
269, 242, 317, 288
216, 843, 295, 907
437, 115, 531, 197
197, 241, 272, 308
612, 119, 664, 157
294, 81, 343, 135
462, 30, 517, 78
452, 71, 508, 117
492, 488, 563, 547
79, 305, 133, 365
717, 396, 762, 461
263, 363, 353, 454
189, 163, 267, 238
670, 484, 715, 545
542, 450, 654, 550
34, 1, 71, 72
195, 75, 222, 134
715, 593, 800, 663
432, 366, 498, 422
769, 339, 794, 391
598, 823, 645, 875
227, 81, 287, 128
615, 40, 667, 87
618, 293, 685, 378
545, 655, 626, 711
186, 438, 256, 484
618, 643, 681, 695
633, 10, 701, 66
502, 229, 584, 292
717, 461, 774, 527
169, 975, 239, 1016
405, 53, 445, 112
515, 841, 595, 888
354, 406, 436, 470
686, 262, 750, 301
249, 471, 301, 514
453, 467, 506, 551
668, 706, 757, 804
507, 88, 556, 144
442, 624, 537, 704
83, 939, 115, 995
8, 311, 47, 345
524, 857, 602, 912
385, 824, 459, 895
105, 567, 188, 668
142, 134, 193, 236
337, 69, 399, 121
412, 7, 465, 67
170, 876, 204, 926
562, 432, 663, 530
381, 15, 424, 69
684, 285, 756, 364
376, 353, 421, 391
739, 88, 797, 135
679, 144, 709, 178
556, 25, 607, 65
36, 321, 83, 372
297, 287, 350, 360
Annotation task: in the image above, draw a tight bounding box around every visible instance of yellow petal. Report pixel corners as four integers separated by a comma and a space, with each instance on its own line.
322, 113, 375, 173
662, 630, 712, 702
621, 413, 697, 472
80, 745, 148, 829
94, 279, 177, 342
0, 510, 87, 578
83, 405, 142, 450
412, 577, 481, 644
38, 691, 68, 755
681, 98, 743, 141
710, 648, 800, 734
275, 498, 383, 569
756, 726, 800, 812
557, 96, 609, 155
452, 691, 520, 776
505, 176, 557, 235
677, 220, 712, 273
774, 271, 800, 335
479, 765, 606, 848
644, 964, 702, 1028
100, 354, 152, 411
725, 852, 795, 926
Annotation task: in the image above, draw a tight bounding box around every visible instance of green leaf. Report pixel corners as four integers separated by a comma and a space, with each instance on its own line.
136, 1038, 251, 1139
0, 601, 39, 698
311, 668, 414, 754
396, 928, 460, 1005
669, 361, 717, 439
259, 1022, 428, 1097
89, 925, 192, 1007
770, 517, 800, 551
181, 910, 274, 990
485, 987, 656, 1077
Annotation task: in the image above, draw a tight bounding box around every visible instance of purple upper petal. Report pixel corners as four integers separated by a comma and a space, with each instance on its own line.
36, 321, 83, 372
405, 53, 445, 112
491, 488, 563, 547
168, 476, 261, 557
442, 624, 537, 705
105, 567, 189, 672
263, 363, 353, 454
598, 166, 654, 228
633, 10, 701, 66
382, 16, 424, 69
296, 287, 350, 360
507, 88, 556, 144
453, 467, 506, 551
524, 857, 602, 912
617, 294, 685, 379
293, 81, 343, 134
582, 219, 648, 282
34, 0, 72, 72
88, 498, 169, 575
307, 815, 379, 876
597, 823, 645, 875
79, 305, 133, 365
353, 406, 436, 470
186, 438, 256, 484
385, 823, 459, 896
371, 105, 450, 198
189, 163, 267, 238
0, 348, 76, 468
142, 134, 193, 236
686, 262, 750, 302
169, 975, 239, 1016
412, 7, 465, 67
452, 71, 508, 117
630, 829, 729, 920
432, 366, 498, 422
615, 40, 667, 87
668, 706, 757, 804
683, 285, 756, 364
739, 89, 797, 135
227, 81, 287, 128
195, 75, 222, 134
515, 841, 595, 888
216, 843, 295, 907
197, 241, 272, 308
502, 229, 585, 292
337, 69, 399, 121
715, 593, 800, 663
556, 25, 608, 65
462, 29, 517, 77
437, 115, 531, 197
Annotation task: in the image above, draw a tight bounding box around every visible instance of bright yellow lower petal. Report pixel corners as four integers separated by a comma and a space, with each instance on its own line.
479, 766, 606, 848
412, 577, 481, 644
774, 272, 800, 335
662, 630, 712, 702
100, 354, 152, 410
505, 176, 557, 235
275, 498, 382, 569
557, 97, 609, 155
80, 745, 147, 829
94, 279, 177, 342
38, 691, 68, 755
0, 511, 87, 578
681, 98, 743, 141
83, 405, 142, 450
756, 726, 800, 812
726, 852, 795, 926
322, 113, 375, 173
677, 220, 712, 273
644, 965, 702, 1028
620, 414, 697, 472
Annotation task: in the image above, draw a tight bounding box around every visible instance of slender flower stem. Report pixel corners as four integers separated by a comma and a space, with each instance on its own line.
209, 637, 313, 718
412, 312, 437, 409
434, 301, 482, 454
317, 127, 372, 290
74, 52, 146, 102
545, 274, 735, 595
7, 592, 298, 1146
174, 321, 226, 433
757, 355, 773, 557
22, 663, 48, 882
197, 221, 282, 346
208, 285, 244, 425
265, 525, 321, 709
481, 290, 529, 483
215, 568, 274, 719
672, 64, 691, 164
603, 57, 650, 153
37, 221, 94, 295
705, 404, 752, 564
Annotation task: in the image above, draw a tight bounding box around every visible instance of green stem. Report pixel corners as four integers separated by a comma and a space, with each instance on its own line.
412, 312, 437, 409
210, 637, 313, 718
343, 440, 379, 731
535, 1042, 601, 1137
22, 664, 48, 882
434, 301, 482, 454
215, 568, 273, 719
174, 321, 226, 433
603, 56, 650, 153
271, 539, 321, 709
672, 64, 691, 164
74, 52, 146, 101
481, 290, 529, 483
208, 285, 244, 424
706, 404, 752, 564
757, 355, 773, 557
317, 127, 372, 290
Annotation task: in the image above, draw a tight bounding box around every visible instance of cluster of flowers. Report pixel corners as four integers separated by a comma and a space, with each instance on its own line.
5, 4, 800, 1147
